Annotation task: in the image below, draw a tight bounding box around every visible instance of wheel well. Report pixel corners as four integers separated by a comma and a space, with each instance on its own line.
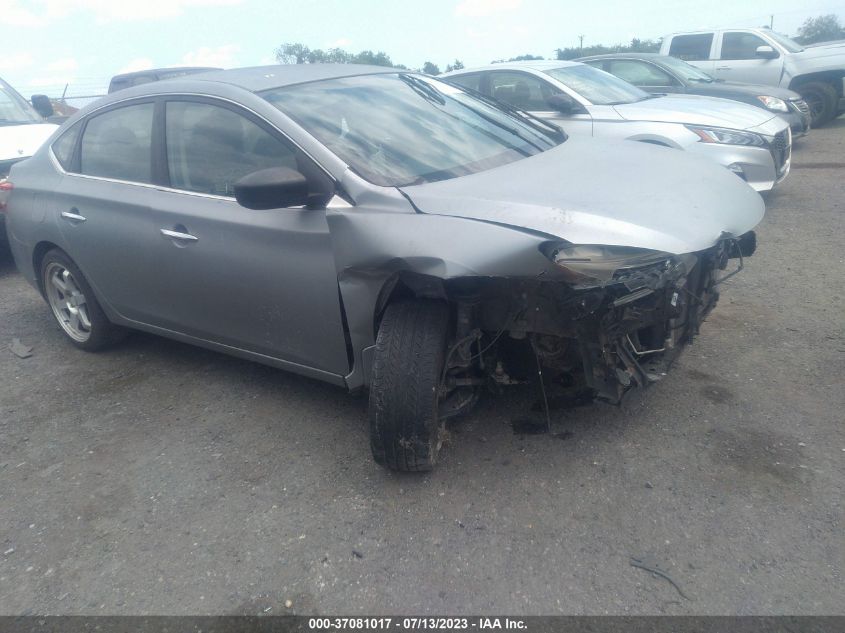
373, 272, 449, 338
790, 72, 844, 97
32, 241, 61, 295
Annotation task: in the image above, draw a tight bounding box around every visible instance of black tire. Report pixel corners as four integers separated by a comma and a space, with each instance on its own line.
40, 248, 125, 351
798, 81, 837, 127
368, 300, 450, 472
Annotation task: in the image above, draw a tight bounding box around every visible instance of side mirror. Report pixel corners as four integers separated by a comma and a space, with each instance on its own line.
234, 167, 310, 210
755, 45, 779, 59
546, 93, 577, 114
31, 94, 55, 118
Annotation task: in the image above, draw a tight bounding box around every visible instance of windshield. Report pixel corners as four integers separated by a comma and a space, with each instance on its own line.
544, 65, 650, 105
766, 31, 804, 53
0, 79, 41, 125
261, 73, 562, 187
656, 55, 716, 82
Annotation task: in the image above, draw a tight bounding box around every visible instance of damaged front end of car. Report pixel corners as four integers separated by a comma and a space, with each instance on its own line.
433, 231, 757, 409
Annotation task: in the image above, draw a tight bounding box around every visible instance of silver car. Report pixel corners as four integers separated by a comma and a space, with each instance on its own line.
6, 65, 763, 471
443, 61, 792, 191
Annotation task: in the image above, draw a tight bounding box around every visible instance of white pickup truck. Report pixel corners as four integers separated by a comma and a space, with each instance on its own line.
660, 28, 845, 126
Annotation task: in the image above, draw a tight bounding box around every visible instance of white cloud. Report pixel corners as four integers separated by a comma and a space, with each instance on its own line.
1, 0, 244, 25
0, 1, 42, 25
181, 45, 239, 68
327, 38, 352, 48
118, 58, 155, 74
0, 52, 35, 72
45, 57, 78, 72
455, 0, 522, 17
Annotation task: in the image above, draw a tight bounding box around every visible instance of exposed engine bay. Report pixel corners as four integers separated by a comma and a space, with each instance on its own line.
433, 232, 757, 412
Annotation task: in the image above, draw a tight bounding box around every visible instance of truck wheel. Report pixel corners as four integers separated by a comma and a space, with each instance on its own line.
799, 82, 837, 126
40, 248, 125, 351
368, 300, 450, 472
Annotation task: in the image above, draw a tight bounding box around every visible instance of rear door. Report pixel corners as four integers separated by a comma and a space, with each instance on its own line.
53, 99, 167, 321
667, 33, 716, 74
713, 31, 782, 85
142, 97, 350, 376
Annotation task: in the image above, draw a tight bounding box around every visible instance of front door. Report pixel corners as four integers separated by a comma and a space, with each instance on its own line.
713, 31, 782, 85
143, 98, 350, 376
485, 70, 594, 136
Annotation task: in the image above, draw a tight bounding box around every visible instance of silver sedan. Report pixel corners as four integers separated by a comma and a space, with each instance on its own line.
5, 65, 763, 471
443, 61, 792, 191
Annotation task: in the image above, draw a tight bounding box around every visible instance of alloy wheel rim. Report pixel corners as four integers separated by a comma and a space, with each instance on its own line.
44, 263, 92, 342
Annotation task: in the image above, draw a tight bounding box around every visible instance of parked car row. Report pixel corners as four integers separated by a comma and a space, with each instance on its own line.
4, 63, 770, 471
443, 60, 793, 192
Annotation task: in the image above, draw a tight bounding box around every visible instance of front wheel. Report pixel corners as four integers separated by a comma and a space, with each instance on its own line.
368, 300, 450, 472
798, 81, 837, 127
40, 249, 125, 351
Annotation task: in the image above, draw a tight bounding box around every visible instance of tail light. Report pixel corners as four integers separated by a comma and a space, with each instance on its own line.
0, 179, 13, 211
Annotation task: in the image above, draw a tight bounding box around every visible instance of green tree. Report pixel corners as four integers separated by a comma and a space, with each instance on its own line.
274, 42, 401, 67
555, 37, 660, 60
445, 59, 465, 72
422, 61, 441, 75
275, 42, 312, 64
795, 14, 845, 44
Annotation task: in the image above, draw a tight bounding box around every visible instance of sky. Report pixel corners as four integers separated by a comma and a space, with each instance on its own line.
1, 0, 843, 102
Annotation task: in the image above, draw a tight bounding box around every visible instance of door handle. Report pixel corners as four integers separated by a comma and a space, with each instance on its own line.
61, 209, 86, 222
715, 66, 731, 70
160, 228, 198, 242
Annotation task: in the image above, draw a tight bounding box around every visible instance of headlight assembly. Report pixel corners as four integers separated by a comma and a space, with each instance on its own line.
756, 95, 789, 112
686, 125, 767, 147
547, 244, 673, 284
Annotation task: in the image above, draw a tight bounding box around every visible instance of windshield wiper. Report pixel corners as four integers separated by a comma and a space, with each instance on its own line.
398, 74, 446, 106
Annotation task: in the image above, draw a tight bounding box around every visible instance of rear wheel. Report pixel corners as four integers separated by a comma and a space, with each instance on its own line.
40, 249, 125, 351
368, 300, 450, 472
798, 81, 837, 126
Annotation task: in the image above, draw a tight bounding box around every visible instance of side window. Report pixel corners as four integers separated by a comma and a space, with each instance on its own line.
80, 102, 154, 183
720, 32, 772, 60
607, 60, 676, 87
51, 121, 81, 170
449, 73, 482, 93
668, 34, 714, 61
165, 101, 299, 196
488, 72, 561, 111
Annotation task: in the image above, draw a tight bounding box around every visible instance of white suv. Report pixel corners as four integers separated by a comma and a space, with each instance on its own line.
660, 28, 845, 126
0, 77, 59, 241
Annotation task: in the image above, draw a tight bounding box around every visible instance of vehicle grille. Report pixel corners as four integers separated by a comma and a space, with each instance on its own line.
0, 158, 25, 179
791, 99, 810, 115
770, 129, 792, 176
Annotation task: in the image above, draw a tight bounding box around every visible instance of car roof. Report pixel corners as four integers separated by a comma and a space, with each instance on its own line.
110, 67, 220, 82
185, 64, 400, 92
577, 53, 666, 61
441, 60, 581, 76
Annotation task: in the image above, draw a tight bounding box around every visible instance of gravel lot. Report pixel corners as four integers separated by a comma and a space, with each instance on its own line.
1, 118, 843, 616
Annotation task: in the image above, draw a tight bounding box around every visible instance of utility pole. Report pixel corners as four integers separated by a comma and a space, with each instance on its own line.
770, 15, 774, 29
579, 34, 584, 51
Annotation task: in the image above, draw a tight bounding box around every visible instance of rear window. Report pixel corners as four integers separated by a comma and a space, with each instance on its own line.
79, 103, 154, 183
51, 122, 81, 170
668, 34, 714, 61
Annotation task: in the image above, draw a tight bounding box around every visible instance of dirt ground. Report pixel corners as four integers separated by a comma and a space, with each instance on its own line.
1, 117, 843, 615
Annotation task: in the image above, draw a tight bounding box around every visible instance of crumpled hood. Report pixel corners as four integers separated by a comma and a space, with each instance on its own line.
399, 137, 765, 255
0, 123, 58, 161
613, 94, 776, 130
